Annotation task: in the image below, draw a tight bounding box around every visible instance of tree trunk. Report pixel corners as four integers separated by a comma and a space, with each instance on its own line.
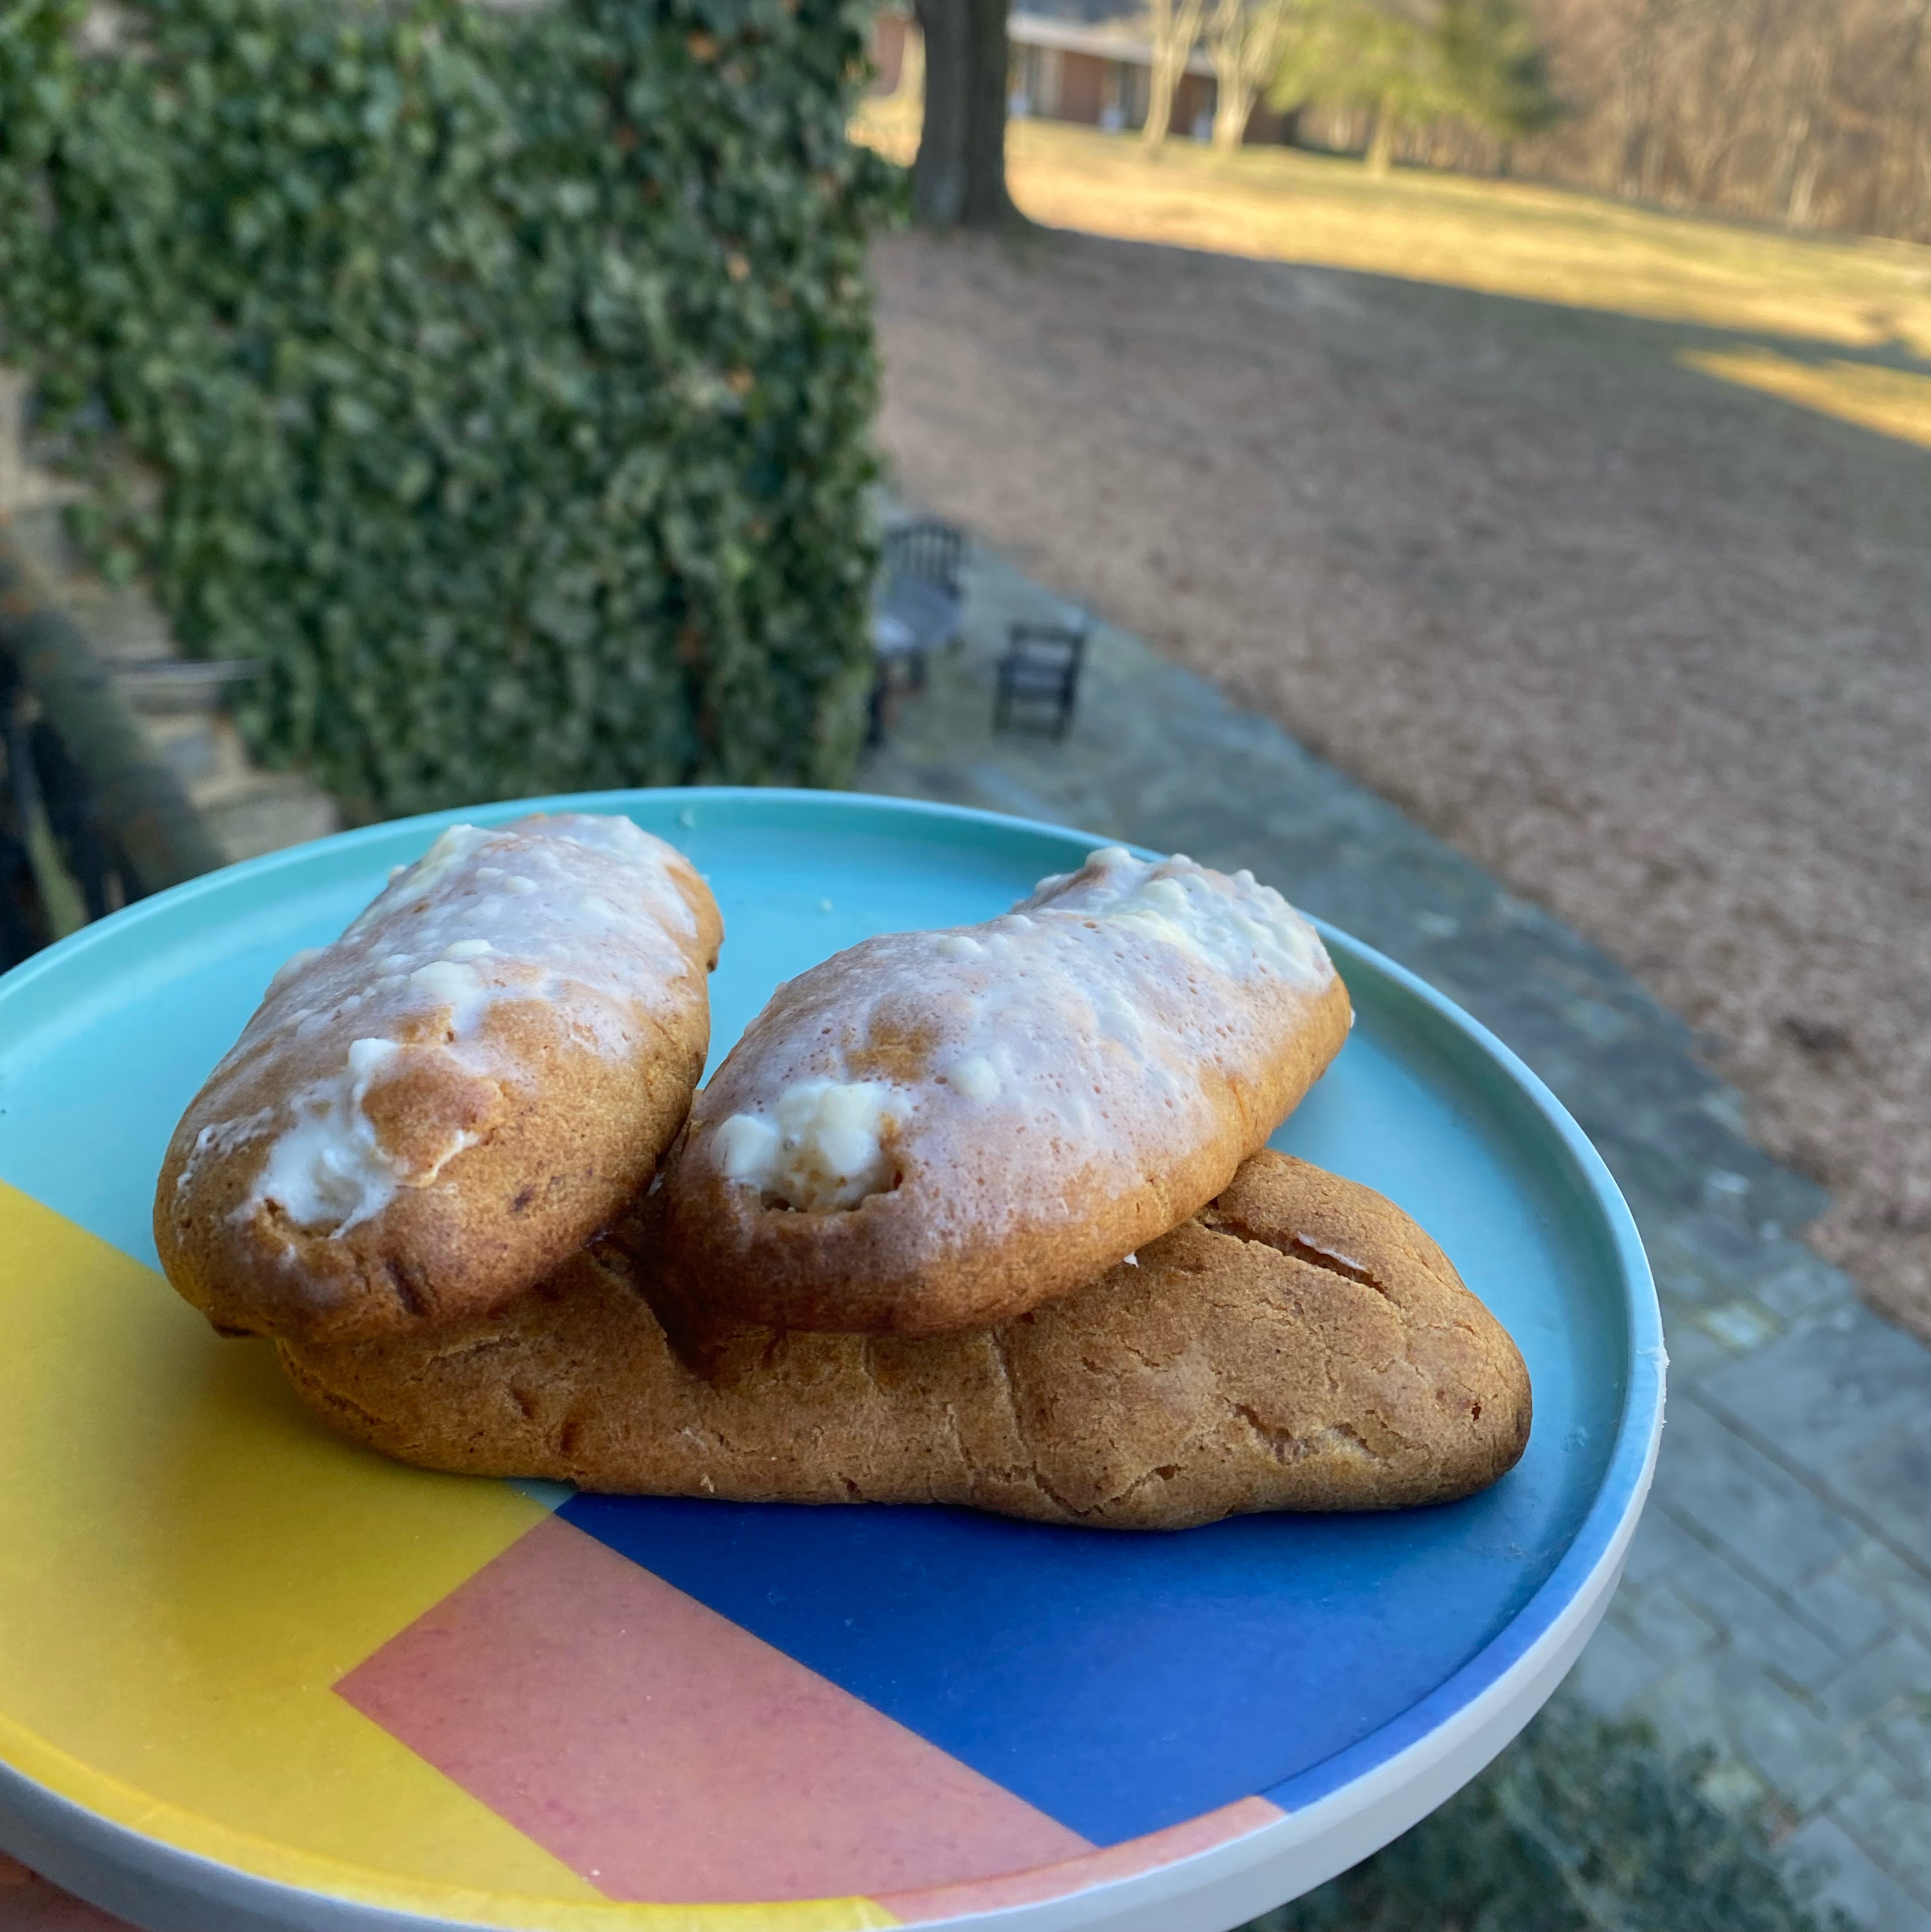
1785, 145, 1824, 229
1615, 0, 1661, 201
1365, 102, 1397, 176
1142, 0, 1205, 147
913, 0, 1016, 227
1769, 10, 1842, 229
1208, 0, 1296, 156
1204, 0, 1251, 153
1211, 79, 1253, 150
1680, 0, 1766, 209
1143, 48, 1181, 148
1877, 0, 1931, 235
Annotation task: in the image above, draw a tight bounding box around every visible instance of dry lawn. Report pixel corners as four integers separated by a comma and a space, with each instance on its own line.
857, 111, 1931, 1341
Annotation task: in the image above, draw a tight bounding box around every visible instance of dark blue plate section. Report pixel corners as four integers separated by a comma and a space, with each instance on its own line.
562, 1484, 1533, 1847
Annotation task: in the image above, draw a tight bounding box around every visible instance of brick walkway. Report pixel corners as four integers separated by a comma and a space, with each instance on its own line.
860, 544, 1931, 1931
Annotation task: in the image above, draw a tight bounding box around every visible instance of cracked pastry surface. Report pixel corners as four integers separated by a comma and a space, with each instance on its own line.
278, 1151, 1532, 1529
155, 813, 722, 1345
657, 847, 1355, 1337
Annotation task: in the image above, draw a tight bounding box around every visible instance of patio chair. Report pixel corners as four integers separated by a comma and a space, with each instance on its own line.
882, 519, 965, 609
994, 617, 1088, 742
867, 520, 968, 747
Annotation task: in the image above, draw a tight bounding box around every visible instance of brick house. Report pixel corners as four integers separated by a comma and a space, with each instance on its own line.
870, 7, 1295, 147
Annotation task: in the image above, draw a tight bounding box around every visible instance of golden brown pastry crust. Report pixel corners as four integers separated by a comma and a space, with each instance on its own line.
277, 1152, 1531, 1529
156, 814, 722, 1346
656, 849, 1354, 1337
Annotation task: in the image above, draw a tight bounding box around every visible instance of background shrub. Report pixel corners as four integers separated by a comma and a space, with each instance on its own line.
0, 0, 898, 818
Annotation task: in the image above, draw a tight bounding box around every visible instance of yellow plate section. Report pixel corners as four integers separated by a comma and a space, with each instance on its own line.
0, 1184, 896, 1932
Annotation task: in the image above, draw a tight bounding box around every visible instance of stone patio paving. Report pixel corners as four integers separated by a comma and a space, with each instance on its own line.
860, 543, 1931, 1931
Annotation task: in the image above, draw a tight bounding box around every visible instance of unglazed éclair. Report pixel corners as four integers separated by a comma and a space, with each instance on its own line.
155, 814, 722, 1345
278, 1152, 1531, 1530
654, 847, 1354, 1336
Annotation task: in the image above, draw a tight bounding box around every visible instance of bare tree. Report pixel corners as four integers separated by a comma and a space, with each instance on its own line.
1767, 2, 1849, 226
1877, 0, 1931, 231
1505, 0, 1931, 243
1609, 0, 1677, 200
1144, 0, 1210, 146
1672, 0, 1772, 205
1092, 0, 1931, 242
1207, 0, 1306, 149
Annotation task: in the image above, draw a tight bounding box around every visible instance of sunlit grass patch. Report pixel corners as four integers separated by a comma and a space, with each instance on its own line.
1679, 347, 1931, 450
852, 101, 1931, 435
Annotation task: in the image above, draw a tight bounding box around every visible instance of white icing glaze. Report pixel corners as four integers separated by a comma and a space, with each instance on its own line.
254, 1038, 408, 1233
359, 823, 494, 921
696, 848, 1334, 1230
174, 1107, 276, 1195
714, 1112, 779, 1183
1025, 846, 1329, 984
267, 948, 321, 992
408, 957, 479, 996
717, 1079, 902, 1211
945, 1054, 1001, 1101
241, 813, 702, 1234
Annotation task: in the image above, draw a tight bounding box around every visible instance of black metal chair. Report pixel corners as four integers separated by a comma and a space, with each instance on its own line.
867, 521, 968, 747
995, 617, 1088, 742
882, 519, 965, 606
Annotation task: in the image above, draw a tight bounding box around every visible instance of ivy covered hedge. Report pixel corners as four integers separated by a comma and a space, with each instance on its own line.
0, 0, 898, 817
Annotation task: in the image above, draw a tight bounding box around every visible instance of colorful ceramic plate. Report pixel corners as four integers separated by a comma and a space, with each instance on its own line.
0, 789, 1663, 1932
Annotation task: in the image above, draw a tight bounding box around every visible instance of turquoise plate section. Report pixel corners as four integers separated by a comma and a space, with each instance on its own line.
0, 787, 1662, 1857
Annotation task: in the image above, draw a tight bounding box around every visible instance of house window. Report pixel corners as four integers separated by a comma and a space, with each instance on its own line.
1099, 59, 1124, 131
1010, 44, 1062, 119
